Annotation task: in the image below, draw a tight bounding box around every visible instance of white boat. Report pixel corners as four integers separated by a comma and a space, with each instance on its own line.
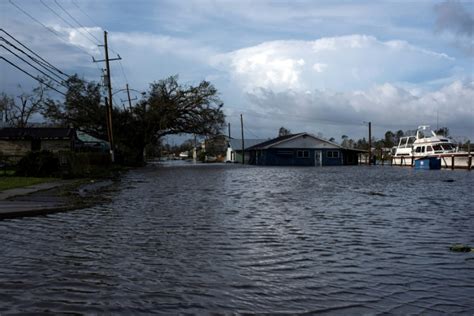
392, 125, 472, 169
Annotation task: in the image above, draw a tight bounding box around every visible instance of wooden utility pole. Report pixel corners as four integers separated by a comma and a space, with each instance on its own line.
93, 30, 121, 162
240, 114, 245, 164
368, 121, 372, 165
126, 83, 133, 111
228, 122, 231, 139
104, 96, 112, 149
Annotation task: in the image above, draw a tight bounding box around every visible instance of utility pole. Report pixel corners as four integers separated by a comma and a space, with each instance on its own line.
125, 83, 134, 111
104, 96, 112, 150
368, 121, 372, 165
240, 114, 245, 164
93, 30, 121, 162
228, 122, 231, 139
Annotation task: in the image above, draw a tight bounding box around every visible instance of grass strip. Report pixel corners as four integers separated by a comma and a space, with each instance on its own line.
0, 177, 58, 191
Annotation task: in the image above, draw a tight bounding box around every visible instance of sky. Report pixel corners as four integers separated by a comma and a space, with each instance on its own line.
1, 0, 473, 142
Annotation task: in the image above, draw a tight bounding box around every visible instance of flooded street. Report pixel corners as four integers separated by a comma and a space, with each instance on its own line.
1, 164, 473, 314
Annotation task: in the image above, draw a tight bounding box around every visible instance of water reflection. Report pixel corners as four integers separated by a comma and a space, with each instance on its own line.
1, 164, 473, 314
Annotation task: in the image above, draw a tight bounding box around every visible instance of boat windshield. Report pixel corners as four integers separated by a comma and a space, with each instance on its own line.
433, 143, 455, 152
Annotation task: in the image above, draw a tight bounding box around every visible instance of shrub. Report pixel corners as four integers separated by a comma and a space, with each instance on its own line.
15, 151, 60, 177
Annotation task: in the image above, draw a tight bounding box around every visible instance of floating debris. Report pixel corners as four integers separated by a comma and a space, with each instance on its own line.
366, 191, 387, 197
449, 244, 473, 252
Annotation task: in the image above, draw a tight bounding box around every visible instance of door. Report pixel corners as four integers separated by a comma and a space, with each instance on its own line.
314, 150, 322, 167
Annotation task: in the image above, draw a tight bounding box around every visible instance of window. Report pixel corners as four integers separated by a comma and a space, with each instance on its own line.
297, 150, 309, 158
327, 151, 340, 158
415, 147, 422, 153
277, 150, 293, 156
427, 146, 433, 152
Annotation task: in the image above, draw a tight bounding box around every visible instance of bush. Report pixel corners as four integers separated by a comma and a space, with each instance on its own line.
16, 151, 60, 177
58, 151, 111, 178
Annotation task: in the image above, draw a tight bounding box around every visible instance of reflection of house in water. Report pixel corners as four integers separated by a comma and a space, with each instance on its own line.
245, 133, 362, 166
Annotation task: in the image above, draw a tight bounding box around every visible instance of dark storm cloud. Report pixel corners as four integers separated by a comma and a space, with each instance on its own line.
434, 0, 473, 36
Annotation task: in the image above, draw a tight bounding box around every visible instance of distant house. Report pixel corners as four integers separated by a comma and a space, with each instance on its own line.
246, 133, 362, 166
0, 127, 109, 162
227, 138, 267, 163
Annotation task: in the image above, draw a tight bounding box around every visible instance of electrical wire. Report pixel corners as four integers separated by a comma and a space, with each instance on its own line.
53, 0, 101, 44
0, 28, 70, 78
9, 0, 98, 60
0, 44, 66, 87
39, 0, 100, 47
1, 56, 66, 96
0, 36, 67, 83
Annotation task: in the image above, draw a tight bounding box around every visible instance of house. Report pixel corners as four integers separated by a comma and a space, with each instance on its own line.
0, 127, 109, 162
246, 133, 362, 166
0, 128, 76, 160
227, 138, 267, 163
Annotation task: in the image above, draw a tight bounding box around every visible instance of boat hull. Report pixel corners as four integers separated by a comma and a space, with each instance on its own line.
392, 153, 473, 169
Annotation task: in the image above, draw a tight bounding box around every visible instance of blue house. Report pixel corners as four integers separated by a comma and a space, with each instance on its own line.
246, 133, 361, 166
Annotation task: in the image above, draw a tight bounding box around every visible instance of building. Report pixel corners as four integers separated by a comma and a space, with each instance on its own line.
246, 133, 362, 166
227, 138, 267, 163
0, 127, 109, 162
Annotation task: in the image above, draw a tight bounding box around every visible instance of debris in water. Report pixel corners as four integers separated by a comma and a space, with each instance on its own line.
442, 179, 455, 183
449, 244, 473, 252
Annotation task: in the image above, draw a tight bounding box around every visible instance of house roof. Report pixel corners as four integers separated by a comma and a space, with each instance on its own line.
76, 131, 108, 144
246, 133, 303, 150
246, 133, 344, 150
0, 127, 75, 140
229, 138, 268, 150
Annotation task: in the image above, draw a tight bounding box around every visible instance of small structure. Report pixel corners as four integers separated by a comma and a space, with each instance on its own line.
0, 127, 109, 162
246, 133, 361, 166
75, 130, 110, 153
227, 138, 267, 163
0, 128, 76, 161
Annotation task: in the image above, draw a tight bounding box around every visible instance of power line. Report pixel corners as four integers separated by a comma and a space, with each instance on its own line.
71, 0, 101, 28
0, 37, 65, 83
243, 125, 262, 139
53, 0, 101, 44
69, 0, 129, 86
9, 0, 98, 60
1, 56, 66, 96
1, 44, 66, 87
0, 28, 70, 78
39, 0, 99, 47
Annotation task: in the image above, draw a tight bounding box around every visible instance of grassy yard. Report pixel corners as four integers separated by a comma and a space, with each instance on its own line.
0, 177, 58, 191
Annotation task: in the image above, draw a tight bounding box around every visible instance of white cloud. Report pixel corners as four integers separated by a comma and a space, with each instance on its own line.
242, 80, 474, 139
215, 35, 456, 93
312, 63, 327, 73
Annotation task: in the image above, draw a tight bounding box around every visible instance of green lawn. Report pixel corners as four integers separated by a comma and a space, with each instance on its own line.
0, 177, 58, 191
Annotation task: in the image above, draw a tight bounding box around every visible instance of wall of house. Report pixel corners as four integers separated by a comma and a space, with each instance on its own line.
41, 140, 72, 152
0, 139, 72, 159
0, 140, 31, 157
251, 148, 345, 166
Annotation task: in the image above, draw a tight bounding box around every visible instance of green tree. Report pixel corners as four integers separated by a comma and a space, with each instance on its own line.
43, 75, 225, 165
43, 75, 107, 138
435, 127, 449, 137
384, 130, 395, 148
278, 126, 291, 137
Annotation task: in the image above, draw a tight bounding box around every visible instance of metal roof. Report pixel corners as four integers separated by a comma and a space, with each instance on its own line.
229, 138, 268, 150
246, 133, 345, 150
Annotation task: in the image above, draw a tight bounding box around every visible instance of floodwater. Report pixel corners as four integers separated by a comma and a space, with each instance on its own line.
1, 163, 473, 314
